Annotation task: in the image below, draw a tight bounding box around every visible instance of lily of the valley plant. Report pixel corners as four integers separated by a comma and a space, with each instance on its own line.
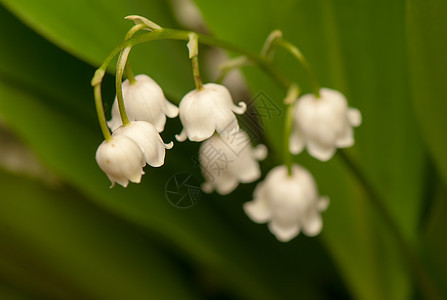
91, 15, 361, 242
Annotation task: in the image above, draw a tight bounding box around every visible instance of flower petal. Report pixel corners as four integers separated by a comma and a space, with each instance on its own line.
175, 130, 188, 142
214, 173, 239, 195
107, 101, 122, 132
318, 196, 330, 211
253, 144, 268, 160
164, 99, 180, 118
307, 141, 336, 161
232, 101, 247, 115
289, 127, 305, 155
268, 220, 300, 242
348, 108, 362, 127
243, 183, 272, 223
335, 126, 354, 148
301, 211, 323, 237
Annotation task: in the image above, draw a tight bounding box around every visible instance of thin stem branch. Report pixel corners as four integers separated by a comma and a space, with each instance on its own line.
126, 65, 136, 84
188, 32, 203, 90
277, 40, 321, 98
191, 56, 203, 90
115, 47, 131, 126
283, 84, 300, 176
93, 84, 111, 141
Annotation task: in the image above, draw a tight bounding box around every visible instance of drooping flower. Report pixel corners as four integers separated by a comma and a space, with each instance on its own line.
95, 135, 145, 188
243, 164, 329, 242
113, 121, 173, 167
289, 88, 362, 161
176, 83, 247, 142
199, 130, 267, 195
108, 74, 179, 132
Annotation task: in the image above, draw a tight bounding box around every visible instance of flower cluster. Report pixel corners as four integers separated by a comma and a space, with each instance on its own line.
92, 18, 362, 243
95, 72, 252, 189
96, 76, 176, 188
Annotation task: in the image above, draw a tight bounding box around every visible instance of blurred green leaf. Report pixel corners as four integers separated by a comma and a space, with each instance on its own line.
0, 0, 192, 99
407, 0, 447, 185
0, 170, 198, 300
407, 0, 447, 295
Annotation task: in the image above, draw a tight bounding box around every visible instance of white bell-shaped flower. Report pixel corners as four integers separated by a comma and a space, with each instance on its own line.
108, 74, 179, 132
176, 83, 247, 142
243, 164, 329, 242
289, 88, 362, 161
113, 121, 173, 167
199, 130, 267, 195
96, 135, 145, 188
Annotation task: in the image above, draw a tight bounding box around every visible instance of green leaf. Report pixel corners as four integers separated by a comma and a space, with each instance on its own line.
407, 0, 447, 185
0, 170, 198, 300
0, 0, 192, 99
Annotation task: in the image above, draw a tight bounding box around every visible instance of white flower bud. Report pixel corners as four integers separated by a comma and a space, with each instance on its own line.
243, 164, 329, 242
176, 83, 247, 142
113, 121, 173, 167
108, 74, 179, 132
95, 135, 146, 188
289, 88, 362, 161
199, 130, 267, 195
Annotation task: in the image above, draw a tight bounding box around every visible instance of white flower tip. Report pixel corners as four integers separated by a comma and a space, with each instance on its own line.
201, 182, 213, 193
307, 143, 335, 162
125, 15, 162, 31
318, 196, 330, 211
165, 141, 174, 149
175, 131, 187, 142
289, 131, 304, 155
233, 101, 247, 115
130, 171, 144, 184
164, 101, 180, 118
348, 108, 362, 127
303, 216, 323, 237
243, 201, 271, 224
268, 222, 300, 242
215, 178, 238, 195
253, 144, 268, 160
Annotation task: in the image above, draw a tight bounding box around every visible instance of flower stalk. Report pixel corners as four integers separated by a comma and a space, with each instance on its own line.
283, 84, 299, 176
93, 84, 112, 141
115, 47, 131, 126
277, 40, 320, 98
187, 32, 203, 91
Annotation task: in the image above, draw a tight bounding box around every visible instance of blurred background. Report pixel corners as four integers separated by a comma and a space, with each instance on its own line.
0, 0, 446, 299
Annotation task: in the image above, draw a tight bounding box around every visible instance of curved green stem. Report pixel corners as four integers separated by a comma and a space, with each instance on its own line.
283, 84, 300, 176
277, 40, 321, 98
115, 47, 131, 126
187, 32, 203, 90
91, 28, 292, 89
93, 85, 111, 141
216, 56, 251, 84
283, 105, 294, 176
